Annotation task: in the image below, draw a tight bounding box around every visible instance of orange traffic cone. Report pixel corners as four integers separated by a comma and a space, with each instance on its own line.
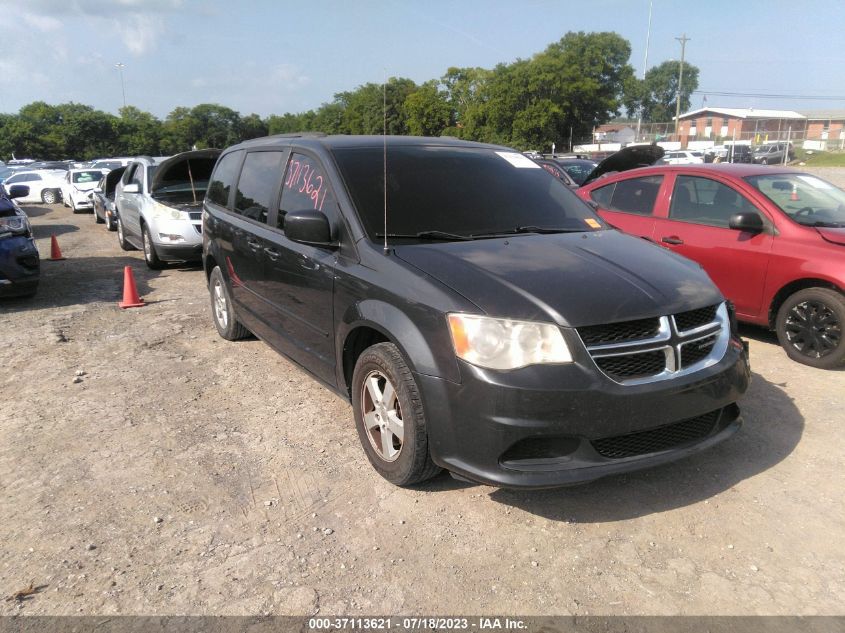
47, 235, 66, 261
790, 184, 799, 201
118, 266, 145, 309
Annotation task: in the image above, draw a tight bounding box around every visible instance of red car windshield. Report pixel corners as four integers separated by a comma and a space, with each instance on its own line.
745, 173, 845, 228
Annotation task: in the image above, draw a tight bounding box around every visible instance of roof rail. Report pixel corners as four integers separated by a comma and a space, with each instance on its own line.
268, 132, 328, 139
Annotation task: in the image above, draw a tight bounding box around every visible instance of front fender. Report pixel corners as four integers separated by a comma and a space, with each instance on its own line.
337, 299, 461, 390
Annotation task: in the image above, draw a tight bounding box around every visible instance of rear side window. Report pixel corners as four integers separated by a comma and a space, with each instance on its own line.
207, 151, 243, 208
669, 176, 759, 228
233, 151, 284, 223
590, 183, 615, 208
595, 175, 662, 215
278, 153, 336, 231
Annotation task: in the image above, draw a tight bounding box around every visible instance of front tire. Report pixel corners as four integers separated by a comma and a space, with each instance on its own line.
116, 216, 135, 251
141, 223, 164, 270
94, 207, 104, 223
352, 342, 442, 486
208, 266, 250, 341
41, 189, 58, 204
776, 288, 845, 369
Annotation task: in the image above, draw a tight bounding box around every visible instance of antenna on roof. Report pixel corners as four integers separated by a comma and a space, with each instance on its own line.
383, 69, 389, 255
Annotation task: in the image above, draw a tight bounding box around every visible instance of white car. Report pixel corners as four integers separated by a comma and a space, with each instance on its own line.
1, 170, 66, 204
62, 169, 107, 212
661, 150, 705, 165
90, 157, 135, 171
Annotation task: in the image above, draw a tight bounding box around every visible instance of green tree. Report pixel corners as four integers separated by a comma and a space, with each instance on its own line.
337, 78, 417, 135
117, 106, 163, 156
240, 113, 269, 140
439, 66, 492, 137
161, 104, 242, 153
638, 60, 700, 122
267, 112, 306, 135
462, 32, 636, 149
404, 81, 452, 136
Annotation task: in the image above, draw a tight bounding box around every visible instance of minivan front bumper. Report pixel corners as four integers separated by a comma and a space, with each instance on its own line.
417, 339, 750, 489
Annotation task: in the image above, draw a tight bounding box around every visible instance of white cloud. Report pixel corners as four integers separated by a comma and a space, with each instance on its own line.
113, 13, 165, 55
21, 14, 62, 31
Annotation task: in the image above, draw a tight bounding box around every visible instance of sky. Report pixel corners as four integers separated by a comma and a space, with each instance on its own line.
0, 0, 843, 120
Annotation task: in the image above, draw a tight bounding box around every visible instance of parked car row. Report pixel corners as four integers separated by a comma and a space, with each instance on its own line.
7, 135, 844, 492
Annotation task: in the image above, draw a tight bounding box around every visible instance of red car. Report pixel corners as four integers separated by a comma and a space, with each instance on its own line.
577, 164, 845, 369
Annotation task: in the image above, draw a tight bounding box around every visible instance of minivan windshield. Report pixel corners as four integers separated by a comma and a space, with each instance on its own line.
745, 173, 845, 227
332, 145, 603, 242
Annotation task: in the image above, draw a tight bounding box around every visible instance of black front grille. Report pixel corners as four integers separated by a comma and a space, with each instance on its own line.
591, 411, 720, 459
595, 350, 666, 380
578, 317, 660, 346
681, 334, 718, 367
675, 304, 718, 331
189, 212, 202, 221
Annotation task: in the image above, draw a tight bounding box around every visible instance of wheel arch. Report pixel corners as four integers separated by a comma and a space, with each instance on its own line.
769, 278, 843, 328
338, 300, 458, 399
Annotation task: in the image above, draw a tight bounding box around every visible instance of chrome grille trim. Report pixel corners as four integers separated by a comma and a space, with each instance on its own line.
578, 303, 730, 386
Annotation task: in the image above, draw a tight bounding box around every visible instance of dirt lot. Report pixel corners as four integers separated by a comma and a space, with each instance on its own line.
1, 174, 844, 617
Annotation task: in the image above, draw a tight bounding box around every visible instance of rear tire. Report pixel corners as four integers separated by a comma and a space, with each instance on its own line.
352, 342, 442, 486
41, 189, 58, 204
141, 223, 164, 270
775, 288, 845, 369
208, 266, 251, 341
116, 216, 135, 251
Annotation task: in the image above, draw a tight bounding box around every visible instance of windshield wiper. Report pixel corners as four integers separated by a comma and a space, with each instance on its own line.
376, 230, 475, 241
471, 225, 588, 237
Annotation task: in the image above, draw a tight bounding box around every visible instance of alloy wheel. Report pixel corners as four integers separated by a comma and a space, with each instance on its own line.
361, 370, 404, 462
212, 278, 229, 329
784, 300, 841, 358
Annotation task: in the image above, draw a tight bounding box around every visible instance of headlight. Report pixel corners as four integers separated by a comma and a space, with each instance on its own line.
151, 201, 184, 221
0, 215, 30, 236
447, 314, 573, 370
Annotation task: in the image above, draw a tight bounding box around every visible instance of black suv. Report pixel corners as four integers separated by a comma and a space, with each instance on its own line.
202, 135, 750, 488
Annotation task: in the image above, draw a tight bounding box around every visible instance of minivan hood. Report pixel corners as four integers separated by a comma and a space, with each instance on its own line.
816, 227, 845, 246
394, 230, 722, 327
582, 144, 665, 185
150, 149, 221, 194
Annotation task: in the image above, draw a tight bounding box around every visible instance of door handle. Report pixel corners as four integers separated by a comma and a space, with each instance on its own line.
264, 247, 281, 261
661, 236, 684, 245
246, 238, 262, 251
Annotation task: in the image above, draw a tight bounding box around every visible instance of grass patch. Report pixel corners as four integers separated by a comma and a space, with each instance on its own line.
796, 151, 845, 166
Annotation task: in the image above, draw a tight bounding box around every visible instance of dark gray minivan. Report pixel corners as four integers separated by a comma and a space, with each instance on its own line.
202, 134, 750, 489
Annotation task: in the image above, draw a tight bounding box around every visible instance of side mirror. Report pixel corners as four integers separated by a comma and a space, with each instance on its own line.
7, 184, 29, 199
729, 212, 764, 233
93, 186, 103, 193
585, 199, 599, 210
122, 183, 140, 194
284, 210, 335, 247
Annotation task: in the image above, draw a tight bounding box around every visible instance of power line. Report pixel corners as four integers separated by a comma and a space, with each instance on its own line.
693, 90, 845, 101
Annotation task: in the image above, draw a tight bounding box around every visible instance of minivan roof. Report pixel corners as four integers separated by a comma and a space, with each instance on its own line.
225, 134, 511, 153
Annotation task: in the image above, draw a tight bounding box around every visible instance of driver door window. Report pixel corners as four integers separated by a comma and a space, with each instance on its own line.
669, 176, 760, 228
278, 153, 336, 232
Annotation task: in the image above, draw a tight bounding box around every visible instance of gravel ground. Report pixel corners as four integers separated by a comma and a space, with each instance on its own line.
1, 172, 844, 616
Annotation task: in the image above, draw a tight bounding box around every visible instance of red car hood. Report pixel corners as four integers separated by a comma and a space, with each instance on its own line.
815, 227, 845, 246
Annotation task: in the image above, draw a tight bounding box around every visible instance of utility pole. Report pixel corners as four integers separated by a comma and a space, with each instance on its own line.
674, 34, 690, 142
115, 62, 126, 110
635, 0, 653, 141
